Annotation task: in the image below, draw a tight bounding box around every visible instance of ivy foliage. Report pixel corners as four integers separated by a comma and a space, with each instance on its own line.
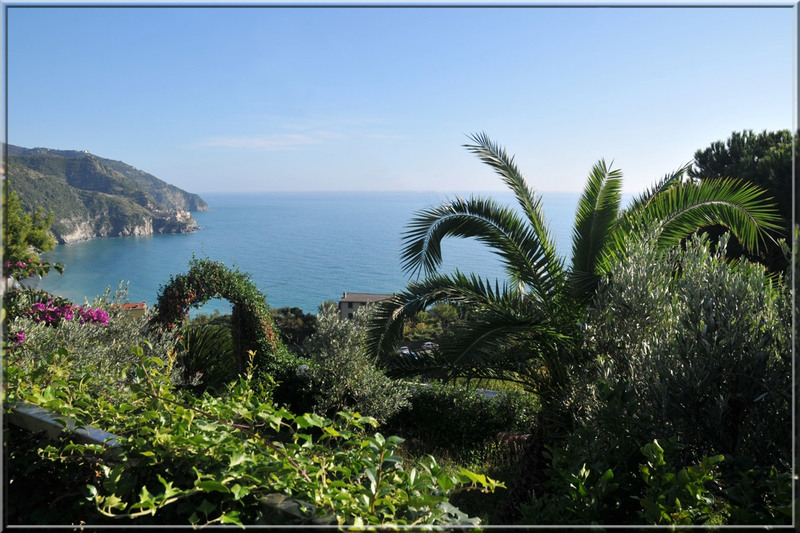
5, 346, 502, 526
150, 257, 293, 377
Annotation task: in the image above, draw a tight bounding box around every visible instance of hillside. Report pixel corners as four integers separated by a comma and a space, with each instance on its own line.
5, 145, 209, 244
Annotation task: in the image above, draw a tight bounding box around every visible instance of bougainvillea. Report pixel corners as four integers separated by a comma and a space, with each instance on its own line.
25, 299, 109, 326
3, 257, 64, 281
150, 257, 291, 377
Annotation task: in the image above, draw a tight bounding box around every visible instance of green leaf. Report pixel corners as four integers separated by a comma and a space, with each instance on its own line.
438, 474, 456, 491
219, 511, 242, 525
365, 467, 378, 491
197, 480, 230, 493
230, 483, 248, 500
295, 412, 325, 429
322, 426, 341, 438
229, 452, 248, 468
458, 468, 487, 486
381, 455, 403, 471
197, 498, 216, 517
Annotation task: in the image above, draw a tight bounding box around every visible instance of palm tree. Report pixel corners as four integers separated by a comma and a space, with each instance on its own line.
367, 132, 781, 521
367, 132, 781, 397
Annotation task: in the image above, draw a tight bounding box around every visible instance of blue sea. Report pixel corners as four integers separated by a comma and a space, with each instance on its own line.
39, 191, 587, 316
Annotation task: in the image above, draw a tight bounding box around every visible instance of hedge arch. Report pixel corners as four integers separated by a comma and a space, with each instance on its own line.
151, 257, 285, 376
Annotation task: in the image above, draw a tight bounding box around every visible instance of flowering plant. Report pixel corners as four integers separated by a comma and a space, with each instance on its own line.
10, 331, 25, 345
3, 258, 64, 281
26, 298, 109, 326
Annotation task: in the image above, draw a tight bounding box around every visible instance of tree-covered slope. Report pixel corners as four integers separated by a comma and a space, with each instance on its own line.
5, 145, 209, 244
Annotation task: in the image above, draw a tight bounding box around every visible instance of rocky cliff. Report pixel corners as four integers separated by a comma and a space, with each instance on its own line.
6, 145, 208, 244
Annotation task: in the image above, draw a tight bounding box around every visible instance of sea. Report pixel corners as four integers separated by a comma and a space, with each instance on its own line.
39, 191, 592, 317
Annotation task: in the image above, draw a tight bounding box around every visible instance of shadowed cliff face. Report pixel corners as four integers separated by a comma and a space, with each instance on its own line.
5, 144, 207, 244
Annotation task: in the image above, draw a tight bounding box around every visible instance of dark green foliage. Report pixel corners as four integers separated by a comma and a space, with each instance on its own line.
270, 306, 317, 352
518, 435, 730, 526
175, 324, 236, 394
5, 425, 108, 525
636, 439, 726, 525
290, 303, 409, 423
384, 382, 539, 461
722, 457, 794, 524
402, 302, 461, 342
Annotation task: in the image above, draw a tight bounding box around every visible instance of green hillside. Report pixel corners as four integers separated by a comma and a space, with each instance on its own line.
5, 145, 209, 244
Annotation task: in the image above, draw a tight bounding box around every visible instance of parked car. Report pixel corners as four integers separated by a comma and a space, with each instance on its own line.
398, 346, 411, 355
422, 342, 438, 351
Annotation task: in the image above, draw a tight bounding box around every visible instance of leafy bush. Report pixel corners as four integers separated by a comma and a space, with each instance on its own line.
517, 436, 729, 526
270, 306, 317, 351
5, 424, 104, 525
580, 232, 791, 466
5, 347, 502, 526
516, 231, 793, 525
637, 439, 726, 525
174, 323, 236, 394
286, 303, 409, 423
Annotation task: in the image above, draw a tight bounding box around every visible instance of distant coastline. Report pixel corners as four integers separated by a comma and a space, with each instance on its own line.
6, 144, 209, 244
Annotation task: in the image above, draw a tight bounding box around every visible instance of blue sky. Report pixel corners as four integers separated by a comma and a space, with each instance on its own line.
4, 2, 795, 193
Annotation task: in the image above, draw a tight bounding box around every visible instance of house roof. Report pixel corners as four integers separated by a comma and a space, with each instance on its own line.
120, 302, 146, 310
339, 292, 392, 303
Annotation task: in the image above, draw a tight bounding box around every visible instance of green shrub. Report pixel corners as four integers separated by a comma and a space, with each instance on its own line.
174, 324, 236, 394
290, 303, 409, 423
580, 232, 791, 466
517, 436, 729, 526
529, 231, 793, 525
636, 439, 726, 525
385, 381, 539, 461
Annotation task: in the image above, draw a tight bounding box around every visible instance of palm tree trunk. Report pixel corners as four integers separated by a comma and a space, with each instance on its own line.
499, 414, 552, 523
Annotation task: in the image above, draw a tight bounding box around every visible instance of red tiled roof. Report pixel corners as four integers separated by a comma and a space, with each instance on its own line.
120, 302, 146, 310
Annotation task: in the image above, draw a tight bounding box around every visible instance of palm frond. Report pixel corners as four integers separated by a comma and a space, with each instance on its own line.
624, 163, 690, 216
400, 196, 563, 301
365, 269, 573, 388
464, 132, 562, 283
366, 271, 491, 363
637, 177, 782, 252
569, 159, 623, 299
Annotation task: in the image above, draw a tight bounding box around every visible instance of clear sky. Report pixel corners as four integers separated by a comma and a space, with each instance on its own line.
4, 1, 795, 193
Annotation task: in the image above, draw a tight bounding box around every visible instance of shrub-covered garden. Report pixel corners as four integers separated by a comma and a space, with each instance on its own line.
3, 131, 796, 527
